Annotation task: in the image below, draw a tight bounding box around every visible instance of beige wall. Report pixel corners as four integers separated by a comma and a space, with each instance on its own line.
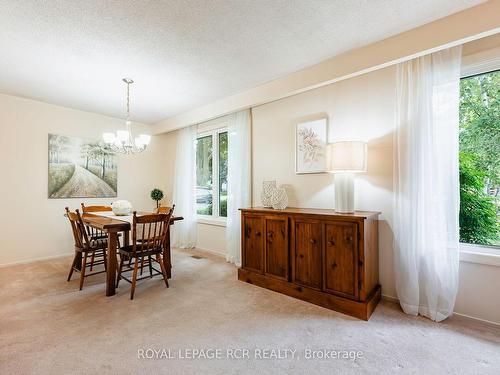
0, 93, 170, 265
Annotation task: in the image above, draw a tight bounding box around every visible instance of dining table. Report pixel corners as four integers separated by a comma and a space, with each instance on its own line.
80, 211, 183, 296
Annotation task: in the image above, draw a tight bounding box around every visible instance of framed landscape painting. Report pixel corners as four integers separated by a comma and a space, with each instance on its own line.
295, 118, 328, 174
48, 134, 117, 198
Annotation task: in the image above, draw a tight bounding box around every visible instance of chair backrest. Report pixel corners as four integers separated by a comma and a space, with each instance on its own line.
65, 207, 91, 249
156, 206, 172, 214
81, 203, 112, 213
80, 204, 111, 239
132, 206, 175, 254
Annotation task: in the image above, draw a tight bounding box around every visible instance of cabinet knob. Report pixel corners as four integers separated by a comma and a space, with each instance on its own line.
256, 231, 261, 236
327, 239, 335, 246
331, 262, 337, 269
299, 254, 304, 259
267, 231, 274, 237
309, 238, 316, 245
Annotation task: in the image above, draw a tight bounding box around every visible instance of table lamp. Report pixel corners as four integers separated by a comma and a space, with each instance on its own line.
328, 141, 367, 213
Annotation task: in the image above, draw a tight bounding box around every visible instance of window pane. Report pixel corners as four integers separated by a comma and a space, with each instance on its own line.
459, 70, 500, 247
219, 132, 228, 217
196, 135, 213, 215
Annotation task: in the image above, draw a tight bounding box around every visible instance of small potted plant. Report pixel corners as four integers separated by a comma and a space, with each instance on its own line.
150, 188, 164, 209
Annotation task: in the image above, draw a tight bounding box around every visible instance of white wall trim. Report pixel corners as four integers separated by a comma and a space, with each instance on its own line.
460, 249, 500, 267
461, 45, 500, 77
0, 252, 72, 268
452, 311, 500, 328
197, 217, 227, 227
382, 294, 500, 327
194, 246, 226, 258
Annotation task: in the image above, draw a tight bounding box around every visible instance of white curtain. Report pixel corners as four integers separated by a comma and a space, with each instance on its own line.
172, 124, 197, 248
226, 109, 252, 266
394, 46, 462, 322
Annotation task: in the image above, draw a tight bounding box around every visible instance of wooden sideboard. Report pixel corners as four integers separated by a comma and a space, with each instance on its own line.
238, 207, 380, 320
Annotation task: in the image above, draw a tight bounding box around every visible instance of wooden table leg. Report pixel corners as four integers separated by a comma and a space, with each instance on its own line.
106, 231, 118, 296
163, 225, 172, 279
124, 230, 130, 246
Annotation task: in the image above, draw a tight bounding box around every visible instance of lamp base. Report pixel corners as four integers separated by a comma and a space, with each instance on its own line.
334, 172, 354, 213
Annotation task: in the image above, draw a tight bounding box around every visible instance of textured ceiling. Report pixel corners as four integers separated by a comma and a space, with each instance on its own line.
0, 0, 485, 124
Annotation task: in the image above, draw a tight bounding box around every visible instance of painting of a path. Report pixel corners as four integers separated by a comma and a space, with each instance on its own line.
48, 134, 117, 198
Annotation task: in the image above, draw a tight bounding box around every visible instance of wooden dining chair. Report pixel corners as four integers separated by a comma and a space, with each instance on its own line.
81, 203, 121, 270
81, 203, 113, 213
133, 204, 173, 275
116, 207, 175, 300
156, 205, 172, 214
65, 207, 109, 290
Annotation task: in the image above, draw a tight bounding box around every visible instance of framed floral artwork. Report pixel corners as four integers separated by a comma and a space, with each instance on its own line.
295, 118, 328, 174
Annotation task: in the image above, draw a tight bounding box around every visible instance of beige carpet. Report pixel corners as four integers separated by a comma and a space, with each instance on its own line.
1, 249, 499, 375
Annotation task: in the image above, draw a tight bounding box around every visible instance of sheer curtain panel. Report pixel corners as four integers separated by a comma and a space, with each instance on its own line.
226, 109, 252, 266
394, 46, 462, 322
172, 125, 197, 248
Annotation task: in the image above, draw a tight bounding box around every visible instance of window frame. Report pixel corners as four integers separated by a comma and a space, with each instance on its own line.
195, 124, 228, 225
458, 47, 500, 262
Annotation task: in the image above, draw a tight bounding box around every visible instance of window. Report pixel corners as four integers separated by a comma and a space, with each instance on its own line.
459, 69, 499, 248
196, 128, 228, 219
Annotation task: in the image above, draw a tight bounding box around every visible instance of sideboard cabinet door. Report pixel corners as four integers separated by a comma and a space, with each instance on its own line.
242, 215, 264, 273
324, 222, 358, 299
264, 216, 289, 280
293, 220, 322, 289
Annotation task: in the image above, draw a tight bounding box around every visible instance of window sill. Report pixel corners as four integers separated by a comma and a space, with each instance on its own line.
197, 216, 227, 227
460, 244, 500, 267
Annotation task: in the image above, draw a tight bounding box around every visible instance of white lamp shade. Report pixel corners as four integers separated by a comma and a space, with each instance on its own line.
102, 132, 116, 144
140, 134, 151, 145
328, 141, 367, 173
116, 130, 129, 142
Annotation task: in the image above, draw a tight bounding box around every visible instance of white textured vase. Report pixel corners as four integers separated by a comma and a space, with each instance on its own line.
271, 187, 288, 210
261, 180, 277, 207
111, 200, 132, 216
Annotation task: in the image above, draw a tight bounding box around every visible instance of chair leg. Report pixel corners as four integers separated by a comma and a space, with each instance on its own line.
79, 252, 88, 291
156, 254, 169, 288
140, 256, 145, 275
103, 249, 107, 272
67, 253, 78, 281
89, 252, 95, 271
130, 257, 139, 300
116, 255, 124, 287
148, 255, 153, 278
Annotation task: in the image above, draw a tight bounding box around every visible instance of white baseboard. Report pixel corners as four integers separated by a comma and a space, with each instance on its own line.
382, 293, 500, 327
381, 294, 399, 303
0, 252, 72, 268
192, 246, 227, 259
452, 311, 500, 327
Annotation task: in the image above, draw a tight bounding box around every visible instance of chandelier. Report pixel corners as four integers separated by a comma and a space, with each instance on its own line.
102, 78, 150, 154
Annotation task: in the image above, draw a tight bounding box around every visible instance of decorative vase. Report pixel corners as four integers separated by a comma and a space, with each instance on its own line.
271, 187, 288, 210
111, 200, 132, 216
261, 180, 277, 207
